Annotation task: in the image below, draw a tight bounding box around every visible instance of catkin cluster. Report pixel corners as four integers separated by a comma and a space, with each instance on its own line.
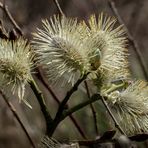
32, 14, 129, 85
0, 39, 34, 107
0, 13, 148, 135
33, 13, 148, 135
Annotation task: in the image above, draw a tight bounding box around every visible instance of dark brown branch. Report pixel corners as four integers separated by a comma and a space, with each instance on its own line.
69, 115, 87, 139
108, 0, 148, 80
0, 20, 9, 39
0, 2, 23, 35
68, 130, 116, 146
71, 133, 148, 146
61, 94, 101, 120
0, 90, 36, 148
29, 80, 53, 134
53, 0, 65, 16
36, 69, 87, 139
84, 81, 99, 136
48, 73, 89, 136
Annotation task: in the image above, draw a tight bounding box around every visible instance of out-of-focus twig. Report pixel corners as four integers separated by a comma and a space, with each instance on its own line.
29, 79, 53, 134
101, 96, 126, 135
53, 0, 65, 16
0, 20, 9, 39
0, 2, 23, 35
36, 69, 87, 139
84, 81, 99, 136
108, 0, 148, 80
0, 90, 36, 148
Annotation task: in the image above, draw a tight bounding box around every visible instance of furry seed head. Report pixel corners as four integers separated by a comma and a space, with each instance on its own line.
0, 38, 34, 101
85, 13, 130, 83
106, 80, 148, 135
33, 15, 90, 85
33, 13, 130, 86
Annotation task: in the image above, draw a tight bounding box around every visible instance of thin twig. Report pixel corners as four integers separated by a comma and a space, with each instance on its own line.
36, 69, 60, 104
29, 79, 53, 134
0, 90, 36, 148
101, 96, 126, 135
0, 19, 9, 39
108, 0, 148, 80
71, 133, 148, 146
61, 94, 101, 120
48, 73, 89, 136
0, 2, 23, 35
84, 81, 99, 136
36, 69, 87, 139
70, 138, 114, 146
69, 115, 87, 139
53, 0, 65, 16
55, 73, 89, 118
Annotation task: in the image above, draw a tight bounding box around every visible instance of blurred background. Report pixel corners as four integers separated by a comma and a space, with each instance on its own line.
0, 0, 148, 147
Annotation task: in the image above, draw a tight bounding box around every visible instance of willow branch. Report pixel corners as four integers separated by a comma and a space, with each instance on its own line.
36, 69, 60, 104
101, 96, 126, 135
0, 90, 36, 148
0, 2, 23, 35
36, 69, 87, 139
53, 0, 65, 16
84, 81, 99, 135
29, 79, 53, 134
54, 73, 89, 120
48, 73, 89, 136
61, 94, 101, 120
108, 0, 148, 80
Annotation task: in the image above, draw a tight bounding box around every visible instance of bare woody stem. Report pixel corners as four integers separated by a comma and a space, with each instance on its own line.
56, 93, 125, 137
108, 0, 148, 80
84, 81, 99, 135
29, 79, 53, 134
101, 96, 126, 135
53, 0, 65, 16
0, 2, 23, 35
0, 90, 36, 148
36, 69, 87, 139
48, 73, 89, 136
61, 94, 101, 120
